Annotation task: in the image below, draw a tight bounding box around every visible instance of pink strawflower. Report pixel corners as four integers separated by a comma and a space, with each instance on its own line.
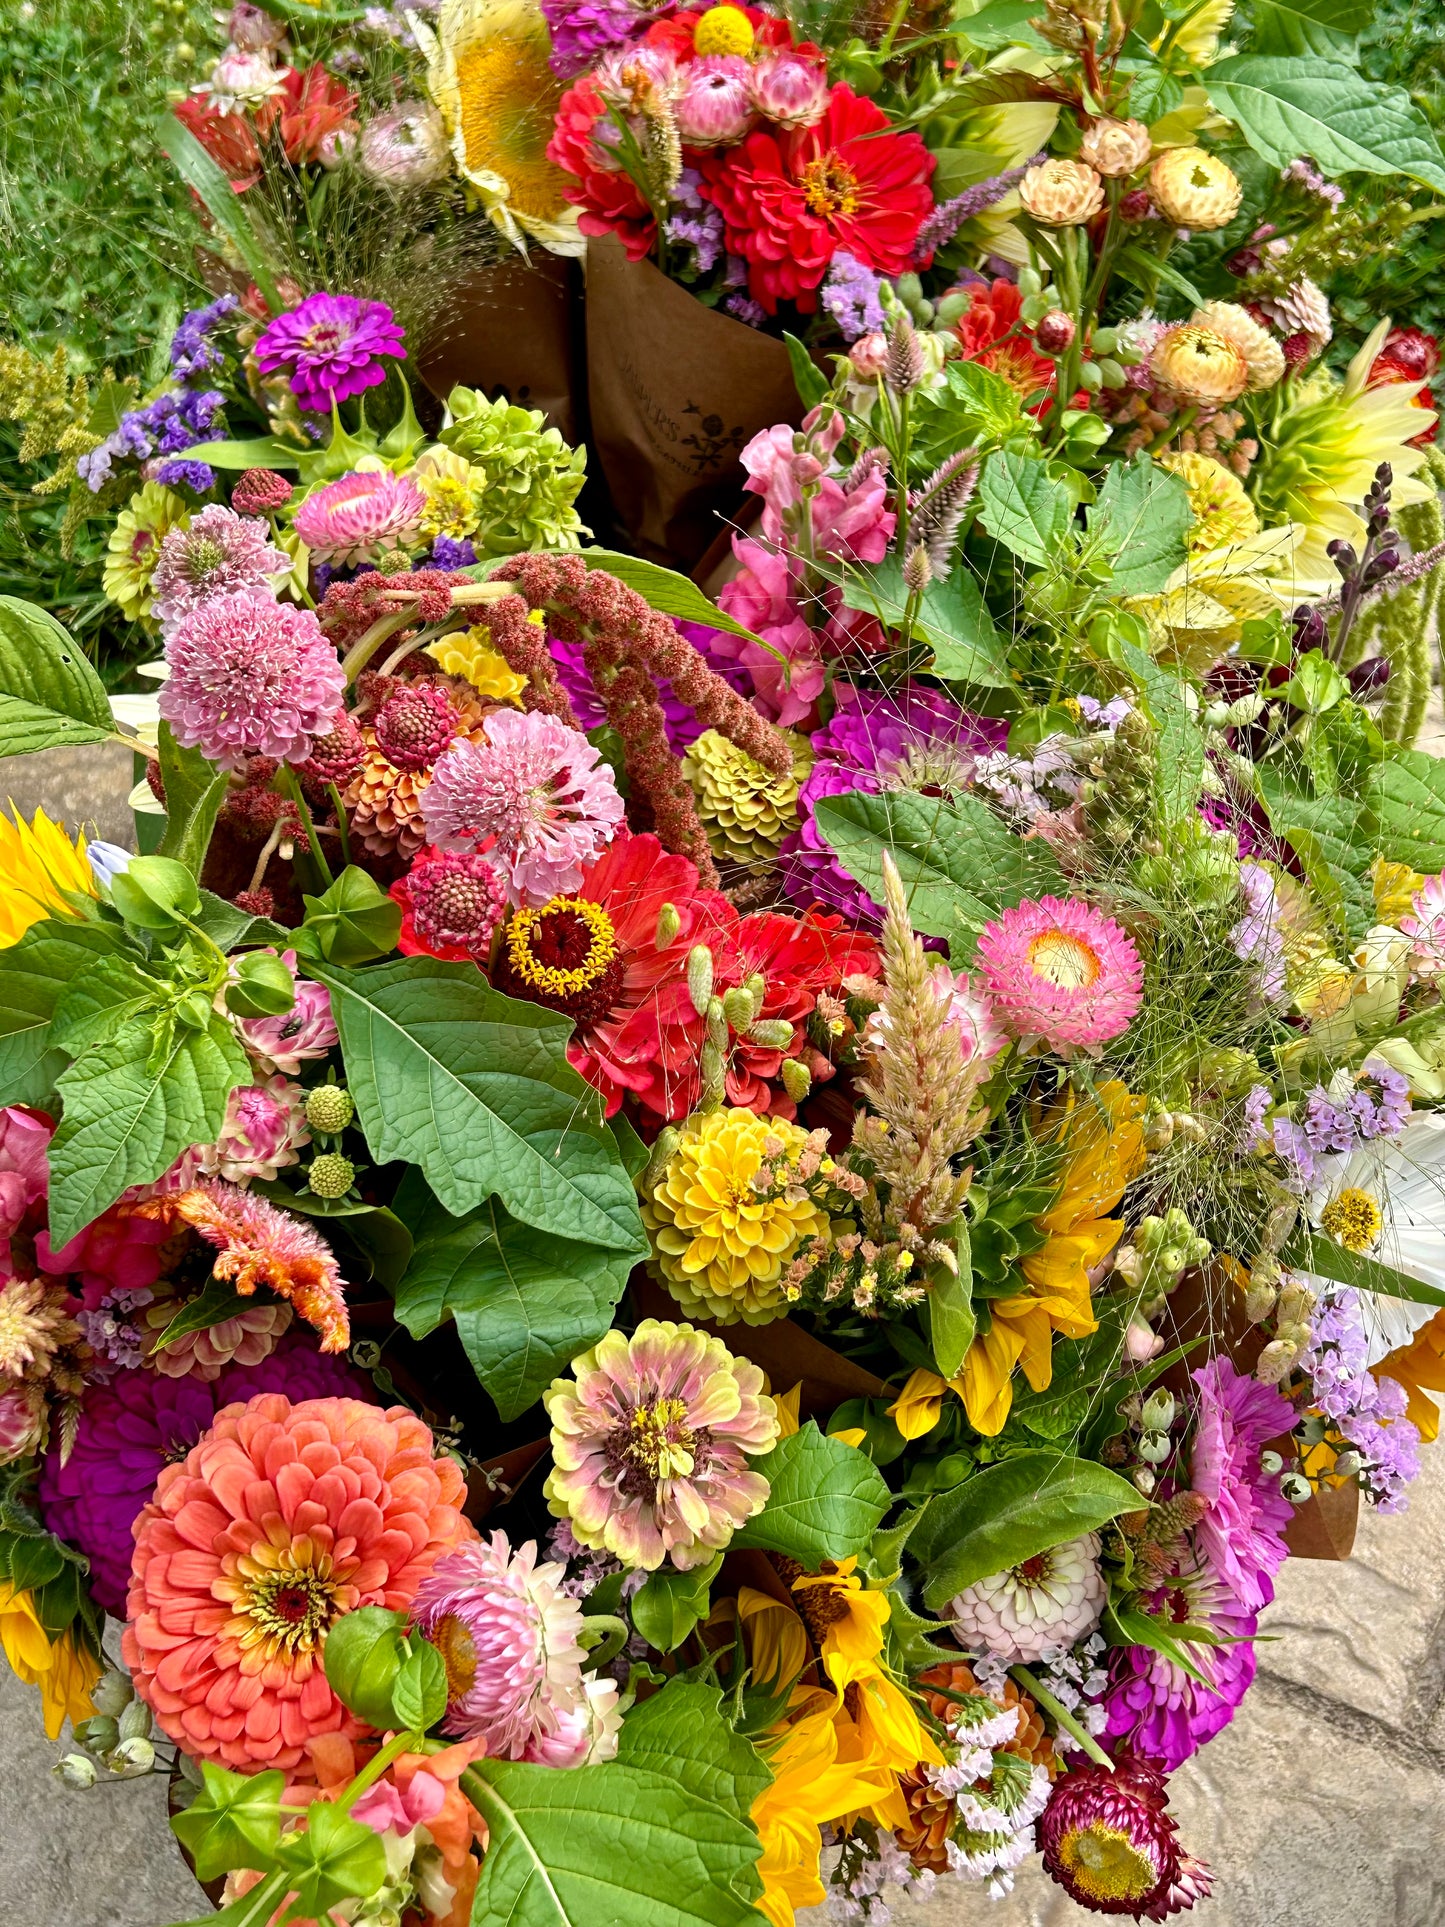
543, 1318, 780, 1572
294, 468, 426, 566
1040, 1755, 1212, 1918
1190, 1356, 1293, 1613
161, 589, 347, 770
749, 52, 828, 129
1400, 870, 1445, 980
235, 951, 339, 1073
150, 505, 289, 633
412, 1531, 623, 1766
423, 709, 625, 905
976, 895, 1143, 1055
198, 1075, 310, 1183
676, 57, 754, 147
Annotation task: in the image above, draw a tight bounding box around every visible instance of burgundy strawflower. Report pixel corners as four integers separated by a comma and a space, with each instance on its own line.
1039, 1755, 1212, 1918
372, 681, 461, 770
392, 846, 508, 962
253, 291, 406, 413
161, 588, 347, 770
231, 467, 295, 515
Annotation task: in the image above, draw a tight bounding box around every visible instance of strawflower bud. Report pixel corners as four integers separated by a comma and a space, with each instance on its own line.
1079, 116, 1152, 178
1035, 310, 1076, 355
1019, 157, 1105, 226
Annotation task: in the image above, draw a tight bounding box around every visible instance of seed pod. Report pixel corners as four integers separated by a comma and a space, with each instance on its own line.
654, 902, 681, 949
722, 986, 758, 1033
780, 1058, 812, 1103
687, 944, 714, 1017
749, 1019, 795, 1050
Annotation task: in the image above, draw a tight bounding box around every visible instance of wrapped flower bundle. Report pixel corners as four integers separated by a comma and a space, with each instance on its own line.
5, 0, 1445, 1919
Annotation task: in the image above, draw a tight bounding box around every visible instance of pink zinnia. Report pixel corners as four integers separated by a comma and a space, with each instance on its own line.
412, 1531, 622, 1766
294, 468, 426, 566
253, 291, 406, 414
1190, 1356, 1294, 1613
150, 505, 289, 633
122, 1394, 472, 1772
543, 1318, 780, 1571
1400, 869, 1445, 979
1103, 1565, 1257, 1770
161, 588, 347, 770
423, 709, 625, 906
976, 895, 1142, 1055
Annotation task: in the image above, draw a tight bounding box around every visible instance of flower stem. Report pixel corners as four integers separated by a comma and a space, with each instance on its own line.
1012, 1665, 1115, 1770
336, 1728, 419, 1814
277, 764, 333, 890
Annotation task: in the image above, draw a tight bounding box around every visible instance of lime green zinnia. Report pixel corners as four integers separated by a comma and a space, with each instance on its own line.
1251, 320, 1439, 543
103, 483, 190, 622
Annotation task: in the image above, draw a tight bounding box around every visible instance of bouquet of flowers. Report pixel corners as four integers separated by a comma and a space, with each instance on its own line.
5, 0, 1445, 1917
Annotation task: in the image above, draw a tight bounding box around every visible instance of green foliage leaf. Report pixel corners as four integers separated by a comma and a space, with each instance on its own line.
1104, 1598, 1220, 1687
309, 957, 646, 1253
192, 890, 292, 952
155, 114, 283, 312
617, 1681, 771, 1822
1206, 57, 1445, 191
324, 1607, 412, 1727
733, 1422, 891, 1565
0, 918, 124, 1106
1292, 1231, 1445, 1307
912, 1452, 1142, 1611
50, 954, 162, 1057
839, 556, 1011, 688
164, 1871, 293, 1927
783, 332, 830, 410
534, 549, 779, 659
630, 1556, 724, 1654
170, 1763, 286, 1881
812, 788, 1063, 954
1370, 748, 1445, 869
152, 1277, 253, 1347
1087, 458, 1192, 596
155, 722, 228, 878
295, 867, 403, 968
48, 1014, 248, 1246
1249, 0, 1375, 32
391, 1188, 632, 1420
977, 451, 1072, 567
1118, 641, 1206, 826
928, 1224, 974, 1381
392, 1639, 449, 1731
275, 1800, 389, 1918
0, 596, 114, 755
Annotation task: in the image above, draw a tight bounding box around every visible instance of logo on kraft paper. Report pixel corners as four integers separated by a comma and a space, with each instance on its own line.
617, 353, 746, 476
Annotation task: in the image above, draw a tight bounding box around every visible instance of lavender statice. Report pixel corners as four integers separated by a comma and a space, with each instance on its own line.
541, 0, 650, 79
153, 458, 217, 494
666, 170, 725, 274
78, 387, 227, 492
821, 251, 887, 343
1270, 1115, 1318, 1193
911, 155, 1045, 260
77, 1285, 155, 1378
1297, 1287, 1421, 1509
423, 535, 478, 570
1241, 1082, 1272, 1152
169, 295, 238, 380
1031, 1633, 1110, 1743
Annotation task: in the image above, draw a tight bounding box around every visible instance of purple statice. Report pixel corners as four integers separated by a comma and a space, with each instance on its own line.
425, 535, 479, 570
1103, 1567, 1258, 1770
667, 169, 726, 273
1231, 861, 1287, 1007
1301, 1086, 1358, 1157
76, 1285, 154, 1378
1190, 1356, 1294, 1612
821, 250, 887, 343
1297, 1288, 1422, 1510
541, 0, 650, 79
725, 290, 767, 328
1270, 1115, 1319, 1193
79, 387, 227, 492
911, 155, 1045, 260
254, 292, 407, 414
969, 734, 1079, 827
1240, 1082, 1272, 1152
152, 458, 217, 494
169, 294, 238, 380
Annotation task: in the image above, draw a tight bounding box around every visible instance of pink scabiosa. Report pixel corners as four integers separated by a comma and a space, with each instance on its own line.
293, 469, 426, 566
1039, 1755, 1212, 1919
234, 952, 339, 1073
253, 292, 406, 414
676, 57, 754, 147
543, 1318, 780, 1571
150, 506, 289, 633
392, 847, 509, 964
1190, 1356, 1293, 1613
296, 710, 366, 789
976, 896, 1143, 1055
423, 709, 625, 905
161, 589, 347, 770
411, 1532, 622, 1766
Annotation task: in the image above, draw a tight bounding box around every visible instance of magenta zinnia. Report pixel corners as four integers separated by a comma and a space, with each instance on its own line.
293, 468, 426, 566
160, 588, 347, 770
976, 895, 1142, 1054
411, 1531, 622, 1766
1190, 1356, 1294, 1613
1039, 1755, 1212, 1918
543, 1318, 779, 1571
423, 709, 626, 905
150, 506, 289, 634
253, 291, 406, 414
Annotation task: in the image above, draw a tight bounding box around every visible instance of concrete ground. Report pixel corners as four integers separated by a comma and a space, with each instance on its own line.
4, 744, 1444, 1927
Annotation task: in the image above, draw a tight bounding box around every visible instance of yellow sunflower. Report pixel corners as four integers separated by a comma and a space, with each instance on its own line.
1377, 1309, 1445, 1441
413, 0, 580, 254
0, 1586, 100, 1738
0, 807, 95, 947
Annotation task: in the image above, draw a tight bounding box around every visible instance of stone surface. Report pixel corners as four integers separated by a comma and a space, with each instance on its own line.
2, 743, 139, 850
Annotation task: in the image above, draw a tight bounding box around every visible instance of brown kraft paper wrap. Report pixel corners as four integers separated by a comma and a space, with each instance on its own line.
584, 232, 807, 568
415, 249, 582, 445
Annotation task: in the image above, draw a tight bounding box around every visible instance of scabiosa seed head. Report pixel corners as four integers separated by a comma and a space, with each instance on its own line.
160, 589, 347, 771
231, 468, 295, 515
296, 709, 366, 787
305, 1085, 355, 1134
307, 1152, 356, 1199
372, 680, 461, 771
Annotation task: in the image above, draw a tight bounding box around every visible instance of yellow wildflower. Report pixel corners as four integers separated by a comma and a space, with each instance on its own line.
0, 807, 95, 947
1378, 1310, 1445, 1440
102, 483, 189, 621
0, 1585, 100, 1739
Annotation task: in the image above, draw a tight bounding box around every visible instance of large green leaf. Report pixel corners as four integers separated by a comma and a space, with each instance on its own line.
617, 1682, 770, 1825
912, 1452, 1141, 1611
392, 1190, 633, 1419
465, 1754, 762, 1927
306, 958, 646, 1253
1293, 1232, 1445, 1307
155, 723, 229, 877
0, 597, 114, 755
977, 451, 1072, 568
1250, 0, 1375, 31
812, 788, 1062, 953
1370, 749, 1445, 869
48, 1015, 248, 1246
1087, 459, 1192, 597
839, 557, 1011, 688
0, 918, 126, 1106
733, 1422, 891, 1565
1206, 58, 1445, 192
1118, 641, 1205, 826
515, 549, 779, 659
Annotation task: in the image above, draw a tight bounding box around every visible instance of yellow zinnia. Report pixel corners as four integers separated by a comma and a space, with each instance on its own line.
0, 807, 95, 947
413, 0, 579, 254
0, 1585, 100, 1738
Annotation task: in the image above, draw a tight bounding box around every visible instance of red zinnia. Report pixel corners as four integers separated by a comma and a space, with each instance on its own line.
954, 279, 1057, 410
549, 77, 657, 261
717, 909, 880, 1116
267, 63, 359, 166
697, 84, 934, 313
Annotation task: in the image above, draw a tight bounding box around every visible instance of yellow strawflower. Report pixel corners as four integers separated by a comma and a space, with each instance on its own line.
425, 624, 529, 704
0, 807, 95, 947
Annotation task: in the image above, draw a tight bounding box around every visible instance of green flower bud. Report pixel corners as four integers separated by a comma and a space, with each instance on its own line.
305, 1085, 355, 1134
1091, 326, 1119, 355
109, 855, 201, 931
74, 1716, 119, 1754
117, 1697, 153, 1743
1141, 1389, 1176, 1432
112, 1736, 156, 1773
1099, 358, 1127, 390
1280, 1472, 1313, 1504
687, 944, 714, 1017
224, 951, 298, 1019
934, 290, 969, 326
1079, 360, 1104, 392
308, 1153, 356, 1200
1018, 266, 1043, 298
89, 1671, 134, 1718
55, 1754, 98, 1790
1137, 1428, 1173, 1465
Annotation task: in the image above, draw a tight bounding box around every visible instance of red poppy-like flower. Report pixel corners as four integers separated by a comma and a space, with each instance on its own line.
717, 909, 880, 1115
1368, 325, 1441, 445
266, 63, 359, 165
549, 77, 657, 260
175, 95, 264, 192
697, 84, 934, 313
954, 279, 1058, 409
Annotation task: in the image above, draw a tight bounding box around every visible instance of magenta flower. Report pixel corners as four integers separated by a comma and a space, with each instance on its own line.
161, 589, 347, 770
234, 951, 339, 1073
412, 1532, 622, 1766
1190, 1356, 1294, 1612
1103, 1568, 1257, 1770
976, 895, 1143, 1055
1040, 1755, 1212, 1919
253, 292, 406, 414
294, 468, 426, 566
543, 1318, 780, 1571
423, 708, 625, 905
150, 505, 289, 633
0, 1106, 51, 1281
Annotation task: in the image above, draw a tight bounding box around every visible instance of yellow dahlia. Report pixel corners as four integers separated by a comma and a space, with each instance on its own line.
426, 624, 529, 704
414, 0, 579, 253
682, 727, 811, 872
643, 1107, 830, 1324
1158, 452, 1260, 553
1125, 522, 1331, 663
1149, 146, 1241, 229
1192, 300, 1285, 392
1151, 325, 1249, 407
0, 807, 95, 947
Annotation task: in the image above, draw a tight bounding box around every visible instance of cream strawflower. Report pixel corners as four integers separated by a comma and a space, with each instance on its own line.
1079, 117, 1151, 179
1149, 146, 1241, 229
1192, 300, 1286, 392
1019, 158, 1105, 226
